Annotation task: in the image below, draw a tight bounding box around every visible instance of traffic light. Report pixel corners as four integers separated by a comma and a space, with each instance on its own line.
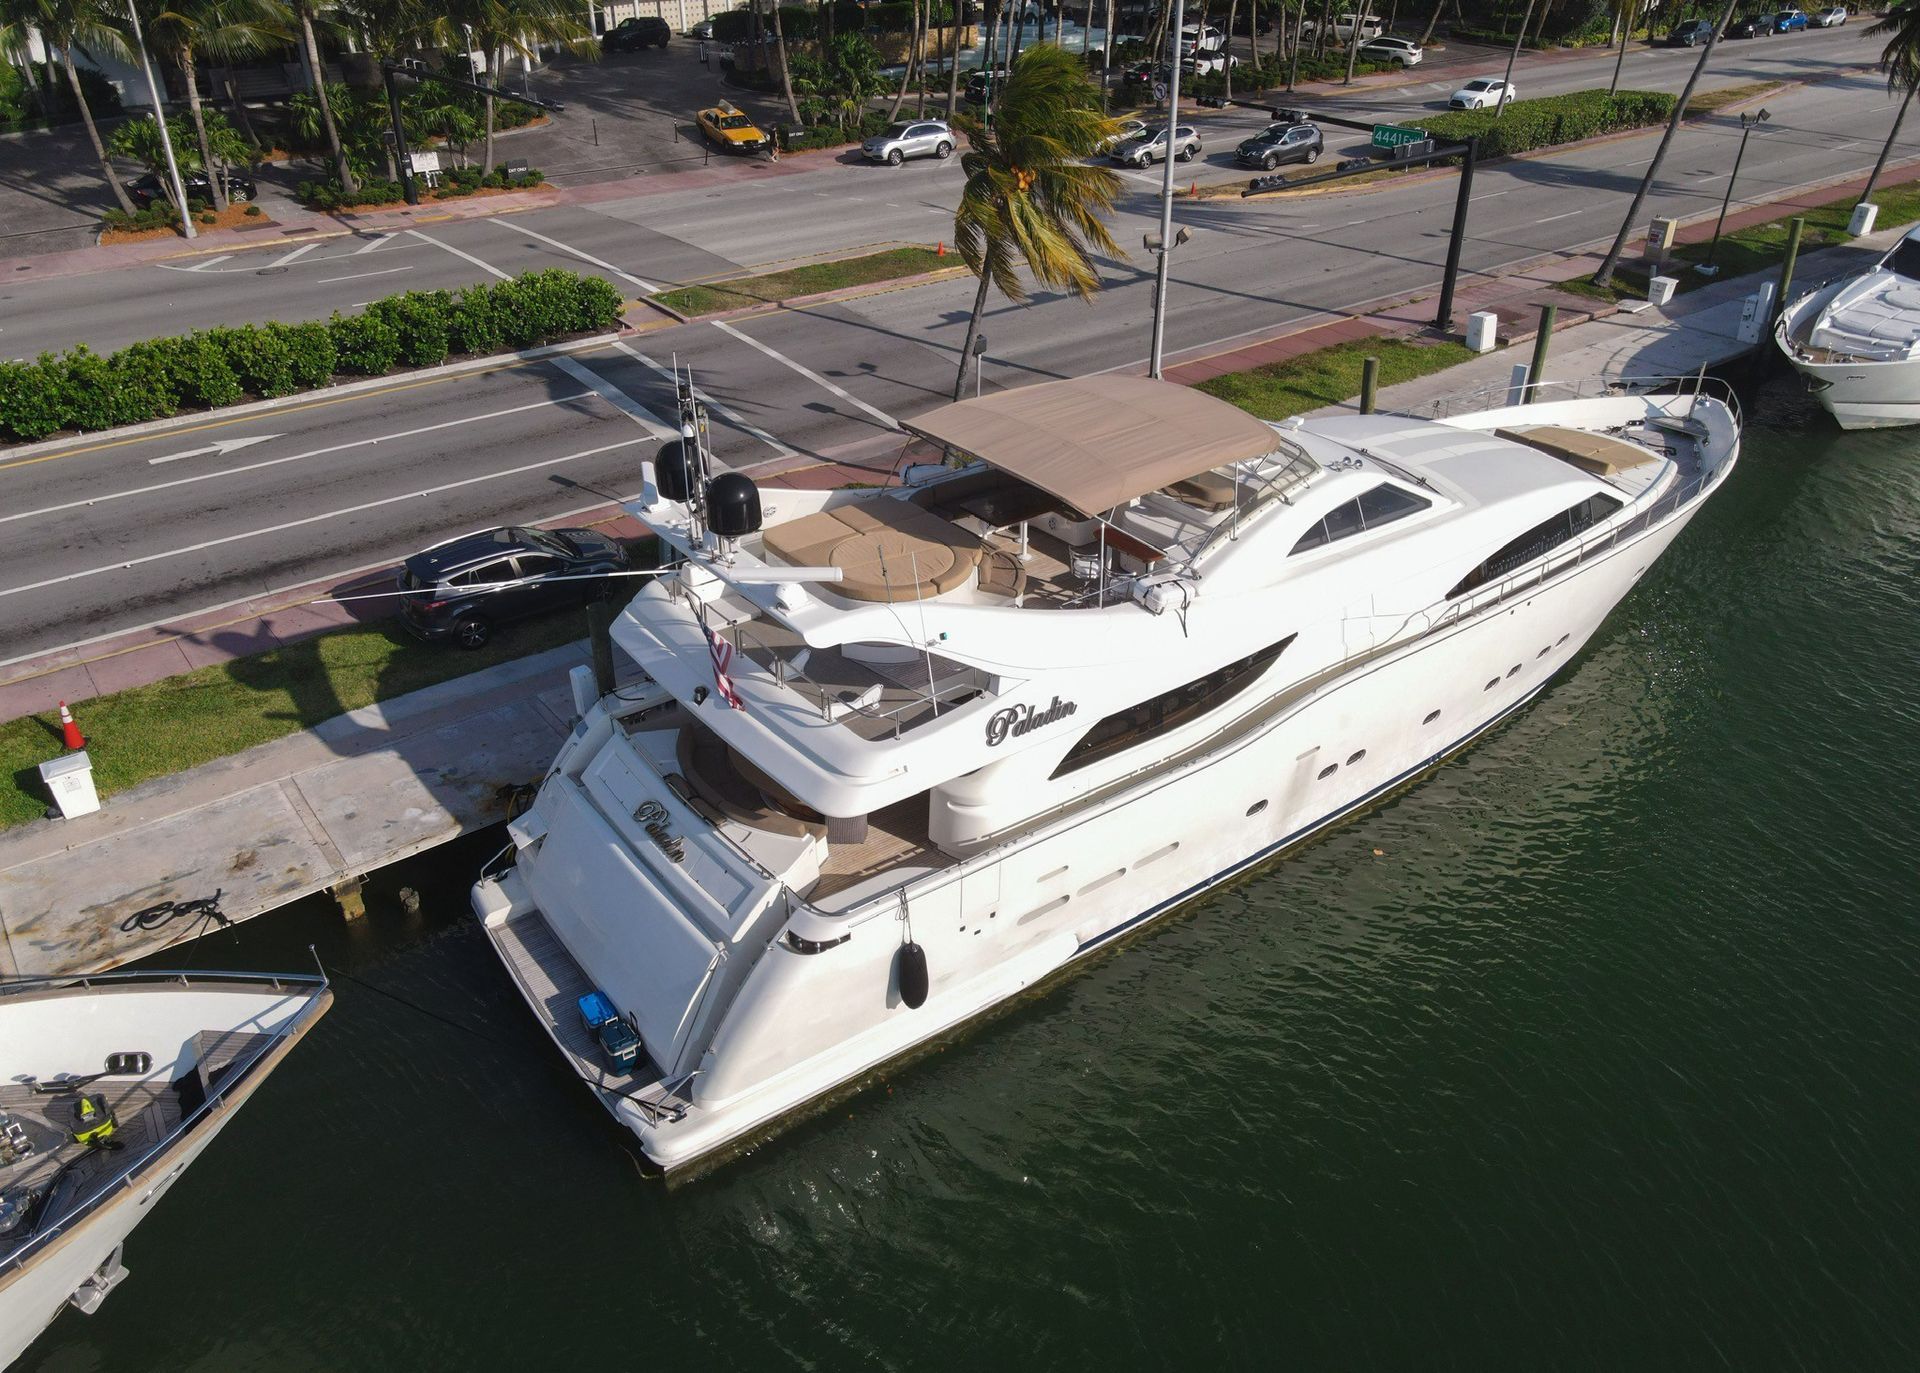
1248, 173, 1288, 194
1197, 95, 1228, 109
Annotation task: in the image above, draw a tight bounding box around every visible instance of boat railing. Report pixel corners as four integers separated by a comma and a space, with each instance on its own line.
0, 973, 326, 1277
0, 967, 326, 999
1396, 371, 1744, 430
732, 623, 986, 736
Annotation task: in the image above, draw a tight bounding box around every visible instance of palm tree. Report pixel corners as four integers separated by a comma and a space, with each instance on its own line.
1591, 0, 1738, 288
291, 0, 352, 192
769, 0, 802, 125
142, 0, 285, 209
949, 42, 1123, 398
1860, 0, 1920, 209
945, 0, 962, 118
4, 0, 138, 211
886, 0, 917, 119
441, 0, 593, 174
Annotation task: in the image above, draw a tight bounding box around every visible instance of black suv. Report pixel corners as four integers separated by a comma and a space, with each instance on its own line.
1236, 121, 1324, 170
602, 16, 671, 51
1667, 18, 1715, 43
397, 526, 629, 649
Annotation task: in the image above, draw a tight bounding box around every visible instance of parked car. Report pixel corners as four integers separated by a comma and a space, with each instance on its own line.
964, 67, 1011, 103
125, 168, 255, 209
1096, 117, 1150, 154
1235, 121, 1324, 170
1667, 18, 1716, 44
601, 15, 670, 51
862, 118, 955, 165
398, 526, 629, 649
688, 18, 715, 38
1111, 124, 1201, 167
1182, 51, 1241, 76
696, 101, 772, 153
1726, 15, 1770, 36
1358, 35, 1423, 66
1773, 8, 1809, 30
1813, 5, 1847, 25
1179, 22, 1226, 52
1448, 77, 1514, 110
1303, 12, 1383, 41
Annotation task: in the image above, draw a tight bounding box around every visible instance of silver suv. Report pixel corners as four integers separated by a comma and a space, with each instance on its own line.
1111, 124, 1201, 167
863, 119, 955, 166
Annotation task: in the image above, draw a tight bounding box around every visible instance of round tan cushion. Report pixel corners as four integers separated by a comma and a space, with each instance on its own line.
828, 530, 958, 601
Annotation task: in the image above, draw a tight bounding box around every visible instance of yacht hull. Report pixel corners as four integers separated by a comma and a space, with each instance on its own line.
479, 468, 1723, 1174
1777, 281, 1920, 429
0, 981, 328, 1369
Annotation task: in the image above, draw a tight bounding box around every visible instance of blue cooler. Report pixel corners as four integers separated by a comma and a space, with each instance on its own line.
577, 990, 617, 1034
597, 1016, 642, 1073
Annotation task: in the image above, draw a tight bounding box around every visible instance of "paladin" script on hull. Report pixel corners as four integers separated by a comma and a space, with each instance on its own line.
985, 696, 1079, 746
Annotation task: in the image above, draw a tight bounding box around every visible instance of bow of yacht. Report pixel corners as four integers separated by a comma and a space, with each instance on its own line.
473, 373, 1740, 1173
1776, 225, 1920, 429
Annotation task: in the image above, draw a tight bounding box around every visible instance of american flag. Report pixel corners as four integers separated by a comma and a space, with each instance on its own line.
702, 623, 745, 710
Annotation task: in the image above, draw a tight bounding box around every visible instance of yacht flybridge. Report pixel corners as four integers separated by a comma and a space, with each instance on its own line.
2, 970, 330, 1367
1776, 225, 1920, 429
473, 372, 1741, 1172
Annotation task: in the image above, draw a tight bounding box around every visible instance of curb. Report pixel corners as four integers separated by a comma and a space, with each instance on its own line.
689, 263, 972, 322
0, 332, 625, 461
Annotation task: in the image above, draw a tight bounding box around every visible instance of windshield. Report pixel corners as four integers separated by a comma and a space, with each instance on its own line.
715, 114, 754, 129
886, 123, 912, 137
1465, 80, 1495, 91
524, 528, 574, 557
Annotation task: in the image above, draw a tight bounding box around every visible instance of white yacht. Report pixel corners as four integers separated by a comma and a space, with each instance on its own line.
474, 373, 1740, 1173
1776, 225, 1920, 428
2, 969, 329, 1367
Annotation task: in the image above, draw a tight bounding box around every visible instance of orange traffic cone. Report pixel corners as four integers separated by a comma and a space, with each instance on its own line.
58, 700, 85, 751
936, 240, 946, 257
1189, 181, 1198, 197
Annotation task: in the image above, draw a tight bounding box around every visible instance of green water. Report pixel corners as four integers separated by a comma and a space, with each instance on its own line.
19, 383, 1920, 1371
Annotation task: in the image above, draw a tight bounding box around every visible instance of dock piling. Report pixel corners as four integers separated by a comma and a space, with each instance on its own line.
1523, 304, 1557, 404
1360, 356, 1379, 414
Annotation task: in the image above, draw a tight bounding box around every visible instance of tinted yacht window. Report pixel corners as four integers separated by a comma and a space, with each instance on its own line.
1448, 493, 1623, 598
1292, 482, 1432, 554
1887, 235, 1920, 279
1053, 636, 1295, 778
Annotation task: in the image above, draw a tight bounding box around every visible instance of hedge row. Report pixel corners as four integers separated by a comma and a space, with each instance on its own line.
0, 269, 623, 444
296, 166, 546, 211
1418, 88, 1675, 161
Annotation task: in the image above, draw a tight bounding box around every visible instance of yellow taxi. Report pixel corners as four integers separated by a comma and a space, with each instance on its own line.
696, 101, 772, 154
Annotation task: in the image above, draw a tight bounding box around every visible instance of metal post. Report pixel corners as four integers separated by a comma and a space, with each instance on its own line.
973, 334, 988, 397
1523, 302, 1555, 403
1704, 110, 1766, 272
386, 68, 418, 206
1433, 136, 1476, 334
127, 0, 194, 239
1775, 215, 1805, 319
1148, 0, 1186, 379
1360, 355, 1379, 414
587, 599, 617, 696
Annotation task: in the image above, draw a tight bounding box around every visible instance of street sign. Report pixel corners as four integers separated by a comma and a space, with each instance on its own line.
1371, 123, 1426, 150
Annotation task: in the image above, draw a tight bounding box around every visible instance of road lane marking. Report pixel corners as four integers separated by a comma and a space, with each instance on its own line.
316, 264, 416, 285
1472, 190, 1511, 201
0, 438, 650, 603
407, 228, 510, 280
497, 220, 660, 292
1536, 209, 1584, 223
183, 255, 233, 272
353, 232, 398, 255
548, 356, 677, 436
712, 319, 900, 430
269, 243, 319, 268
2, 393, 595, 526
149, 434, 281, 466
611, 340, 794, 457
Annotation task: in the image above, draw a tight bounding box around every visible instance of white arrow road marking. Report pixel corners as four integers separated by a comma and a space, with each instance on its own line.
0, 438, 648, 603
148, 434, 283, 466
610, 341, 793, 457
711, 320, 899, 430
5, 393, 592, 527
494, 221, 660, 293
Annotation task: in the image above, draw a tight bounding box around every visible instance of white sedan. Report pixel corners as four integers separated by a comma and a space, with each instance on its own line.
1360, 36, 1424, 67
1813, 5, 1847, 25
1448, 78, 1515, 110
1183, 51, 1241, 76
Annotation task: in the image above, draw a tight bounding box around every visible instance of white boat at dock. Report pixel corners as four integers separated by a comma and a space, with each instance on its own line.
1776, 226, 1920, 429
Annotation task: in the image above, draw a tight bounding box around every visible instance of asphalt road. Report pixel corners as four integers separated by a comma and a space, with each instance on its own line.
2, 25, 1912, 661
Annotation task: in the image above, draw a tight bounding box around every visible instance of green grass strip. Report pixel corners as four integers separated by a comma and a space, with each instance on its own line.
655, 246, 951, 317
1196, 336, 1481, 420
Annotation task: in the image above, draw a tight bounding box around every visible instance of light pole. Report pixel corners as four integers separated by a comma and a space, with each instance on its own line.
1699, 107, 1770, 275
973, 334, 988, 398
1147, 0, 1186, 378
126, 0, 194, 239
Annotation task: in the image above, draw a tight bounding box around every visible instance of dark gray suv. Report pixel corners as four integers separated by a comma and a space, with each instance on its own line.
398, 526, 628, 648
1236, 121, 1323, 171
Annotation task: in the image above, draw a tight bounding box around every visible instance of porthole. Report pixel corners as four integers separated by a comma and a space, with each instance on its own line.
1318, 763, 1338, 780
1556, 633, 1569, 646
1484, 678, 1499, 691
1346, 749, 1365, 766
1536, 645, 1551, 659
1424, 709, 1441, 724
1507, 664, 1521, 678
1246, 799, 1268, 816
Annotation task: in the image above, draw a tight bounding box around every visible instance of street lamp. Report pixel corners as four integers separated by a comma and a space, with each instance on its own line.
972, 334, 988, 399
1699, 107, 1771, 275
1147, 0, 1187, 379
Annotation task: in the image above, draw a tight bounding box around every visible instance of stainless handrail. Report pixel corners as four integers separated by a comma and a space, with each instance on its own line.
1397, 373, 1743, 430
0, 968, 326, 997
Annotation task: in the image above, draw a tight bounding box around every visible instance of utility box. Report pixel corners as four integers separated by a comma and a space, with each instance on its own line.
1850, 202, 1879, 237
1737, 282, 1780, 344
1647, 275, 1679, 306
38, 751, 99, 820
1465, 310, 1500, 354
1646, 216, 1679, 261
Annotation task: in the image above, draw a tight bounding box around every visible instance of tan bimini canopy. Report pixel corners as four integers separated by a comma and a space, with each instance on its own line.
902, 375, 1286, 516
